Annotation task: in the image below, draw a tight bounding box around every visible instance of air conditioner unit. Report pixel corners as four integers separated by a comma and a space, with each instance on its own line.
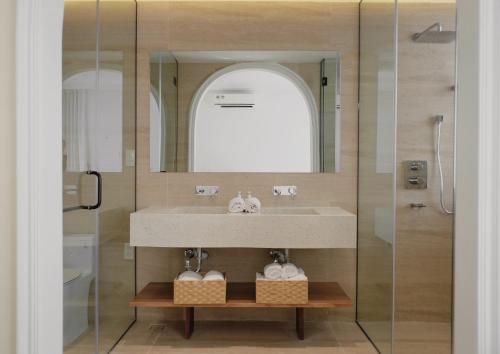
212, 91, 255, 108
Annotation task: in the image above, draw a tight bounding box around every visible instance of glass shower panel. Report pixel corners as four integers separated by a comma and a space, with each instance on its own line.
98, 1, 137, 353
393, 2, 455, 353
149, 53, 179, 172
320, 57, 341, 173
62, 1, 137, 353
357, 1, 396, 353
62, 1, 99, 352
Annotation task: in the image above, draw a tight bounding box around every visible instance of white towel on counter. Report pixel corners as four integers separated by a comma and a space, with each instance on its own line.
244, 193, 261, 213
178, 271, 203, 281
281, 263, 299, 279
263, 263, 283, 280
228, 193, 246, 213
203, 270, 224, 281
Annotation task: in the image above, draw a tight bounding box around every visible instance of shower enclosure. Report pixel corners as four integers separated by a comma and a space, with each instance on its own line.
62, 1, 137, 353
357, 1, 456, 353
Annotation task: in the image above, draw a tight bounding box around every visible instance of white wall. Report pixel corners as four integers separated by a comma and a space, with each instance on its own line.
0, 0, 16, 352
192, 67, 315, 172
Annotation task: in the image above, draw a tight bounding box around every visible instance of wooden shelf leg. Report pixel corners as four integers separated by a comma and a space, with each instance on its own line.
296, 307, 304, 340
190, 307, 195, 334
183, 307, 194, 339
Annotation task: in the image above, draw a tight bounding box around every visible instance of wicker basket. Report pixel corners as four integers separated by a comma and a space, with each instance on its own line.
256, 279, 308, 305
173, 273, 227, 305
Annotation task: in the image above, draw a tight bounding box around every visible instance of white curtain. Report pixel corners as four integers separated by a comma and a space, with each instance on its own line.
63, 69, 123, 173
63, 89, 91, 172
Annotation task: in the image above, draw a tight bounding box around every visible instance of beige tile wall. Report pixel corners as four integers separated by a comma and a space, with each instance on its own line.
136, 1, 359, 322
394, 3, 455, 354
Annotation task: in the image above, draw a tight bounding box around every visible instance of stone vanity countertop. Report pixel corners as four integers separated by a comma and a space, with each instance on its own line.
130, 206, 356, 249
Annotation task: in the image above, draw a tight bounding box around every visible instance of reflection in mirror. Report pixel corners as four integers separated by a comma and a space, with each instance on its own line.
149, 51, 341, 173
150, 53, 178, 172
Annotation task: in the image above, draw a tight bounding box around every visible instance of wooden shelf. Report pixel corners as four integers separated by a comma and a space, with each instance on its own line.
130, 282, 352, 308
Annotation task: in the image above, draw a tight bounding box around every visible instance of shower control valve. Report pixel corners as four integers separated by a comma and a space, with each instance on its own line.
403, 160, 428, 189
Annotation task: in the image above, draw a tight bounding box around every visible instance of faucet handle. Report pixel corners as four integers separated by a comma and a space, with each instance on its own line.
273, 185, 297, 197
195, 185, 219, 196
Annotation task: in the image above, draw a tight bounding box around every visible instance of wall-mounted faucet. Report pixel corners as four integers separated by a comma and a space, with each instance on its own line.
273, 185, 297, 197
269, 249, 289, 264
195, 185, 219, 196
184, 248, 209, 272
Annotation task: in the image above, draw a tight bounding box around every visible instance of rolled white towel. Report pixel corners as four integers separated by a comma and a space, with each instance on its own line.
228, 192, 245, 213
244, 192, 261, 213
203, 270, 224, 281
286, 273, 308, 281
281, 263, 299, 279
178, 270, 203, 281
257, 272, 307, 281
264, 263, 283, 280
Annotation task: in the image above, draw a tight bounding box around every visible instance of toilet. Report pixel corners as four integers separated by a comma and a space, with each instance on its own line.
63, 234, 96, 347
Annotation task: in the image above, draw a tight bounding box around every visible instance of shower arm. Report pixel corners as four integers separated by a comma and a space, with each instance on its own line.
413, 22, 442, 41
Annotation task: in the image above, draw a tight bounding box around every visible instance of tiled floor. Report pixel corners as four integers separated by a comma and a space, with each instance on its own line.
111, 320, 378, 354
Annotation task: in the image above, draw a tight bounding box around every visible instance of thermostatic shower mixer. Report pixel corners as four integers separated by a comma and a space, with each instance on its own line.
404, 160, 427, 189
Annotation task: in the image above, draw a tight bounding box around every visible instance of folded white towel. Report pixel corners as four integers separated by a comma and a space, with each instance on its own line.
228, 192, 246, 213
244, 192, 261, 213
264, 263, 283, 280
281, 263, 299, 279
286, 273, 308, 281
178, 271, 203, 281
203, 270, 224, 281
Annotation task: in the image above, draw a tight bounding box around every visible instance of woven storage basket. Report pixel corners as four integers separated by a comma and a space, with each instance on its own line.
173, 273, 227, 305
256, 279, 308, 305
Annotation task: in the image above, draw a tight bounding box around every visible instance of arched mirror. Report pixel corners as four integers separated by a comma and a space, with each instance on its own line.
189, 63, 319, 172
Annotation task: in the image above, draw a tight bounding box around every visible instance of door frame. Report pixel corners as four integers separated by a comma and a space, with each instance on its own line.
16, 0, 64, 352
454, 0, 500, 353
15, 0, 499, 353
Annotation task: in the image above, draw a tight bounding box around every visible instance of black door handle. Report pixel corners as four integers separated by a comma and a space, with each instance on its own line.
81, 170, 102, 210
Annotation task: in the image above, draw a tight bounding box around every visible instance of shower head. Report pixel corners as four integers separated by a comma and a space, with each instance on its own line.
412, 23, 456, 43
435, 114, 444, 124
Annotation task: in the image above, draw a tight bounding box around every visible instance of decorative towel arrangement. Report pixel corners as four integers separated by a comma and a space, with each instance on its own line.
177, 270, 224, 281
264, 263, 283, 280
257, 269, 307, 281
244, 192, 261, 213
228, 191, 261, 214
178, 270, 203, 281
228, 191, 246, 213
260, 263, 308, 281
202, 270, 225, 281
282, 263, 299, 279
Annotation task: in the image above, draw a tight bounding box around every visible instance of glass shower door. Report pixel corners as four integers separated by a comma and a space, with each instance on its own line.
357, 1, 397, 353
63, 2, 99, 352
62, 1, 136, 353
97, 2, 137, 352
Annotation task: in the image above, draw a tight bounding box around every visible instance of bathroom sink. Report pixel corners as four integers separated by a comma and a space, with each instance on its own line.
162, 206, 318, 215
164, 206, 228, 214
130, 206, 356, 249
260, 207, 318, 215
